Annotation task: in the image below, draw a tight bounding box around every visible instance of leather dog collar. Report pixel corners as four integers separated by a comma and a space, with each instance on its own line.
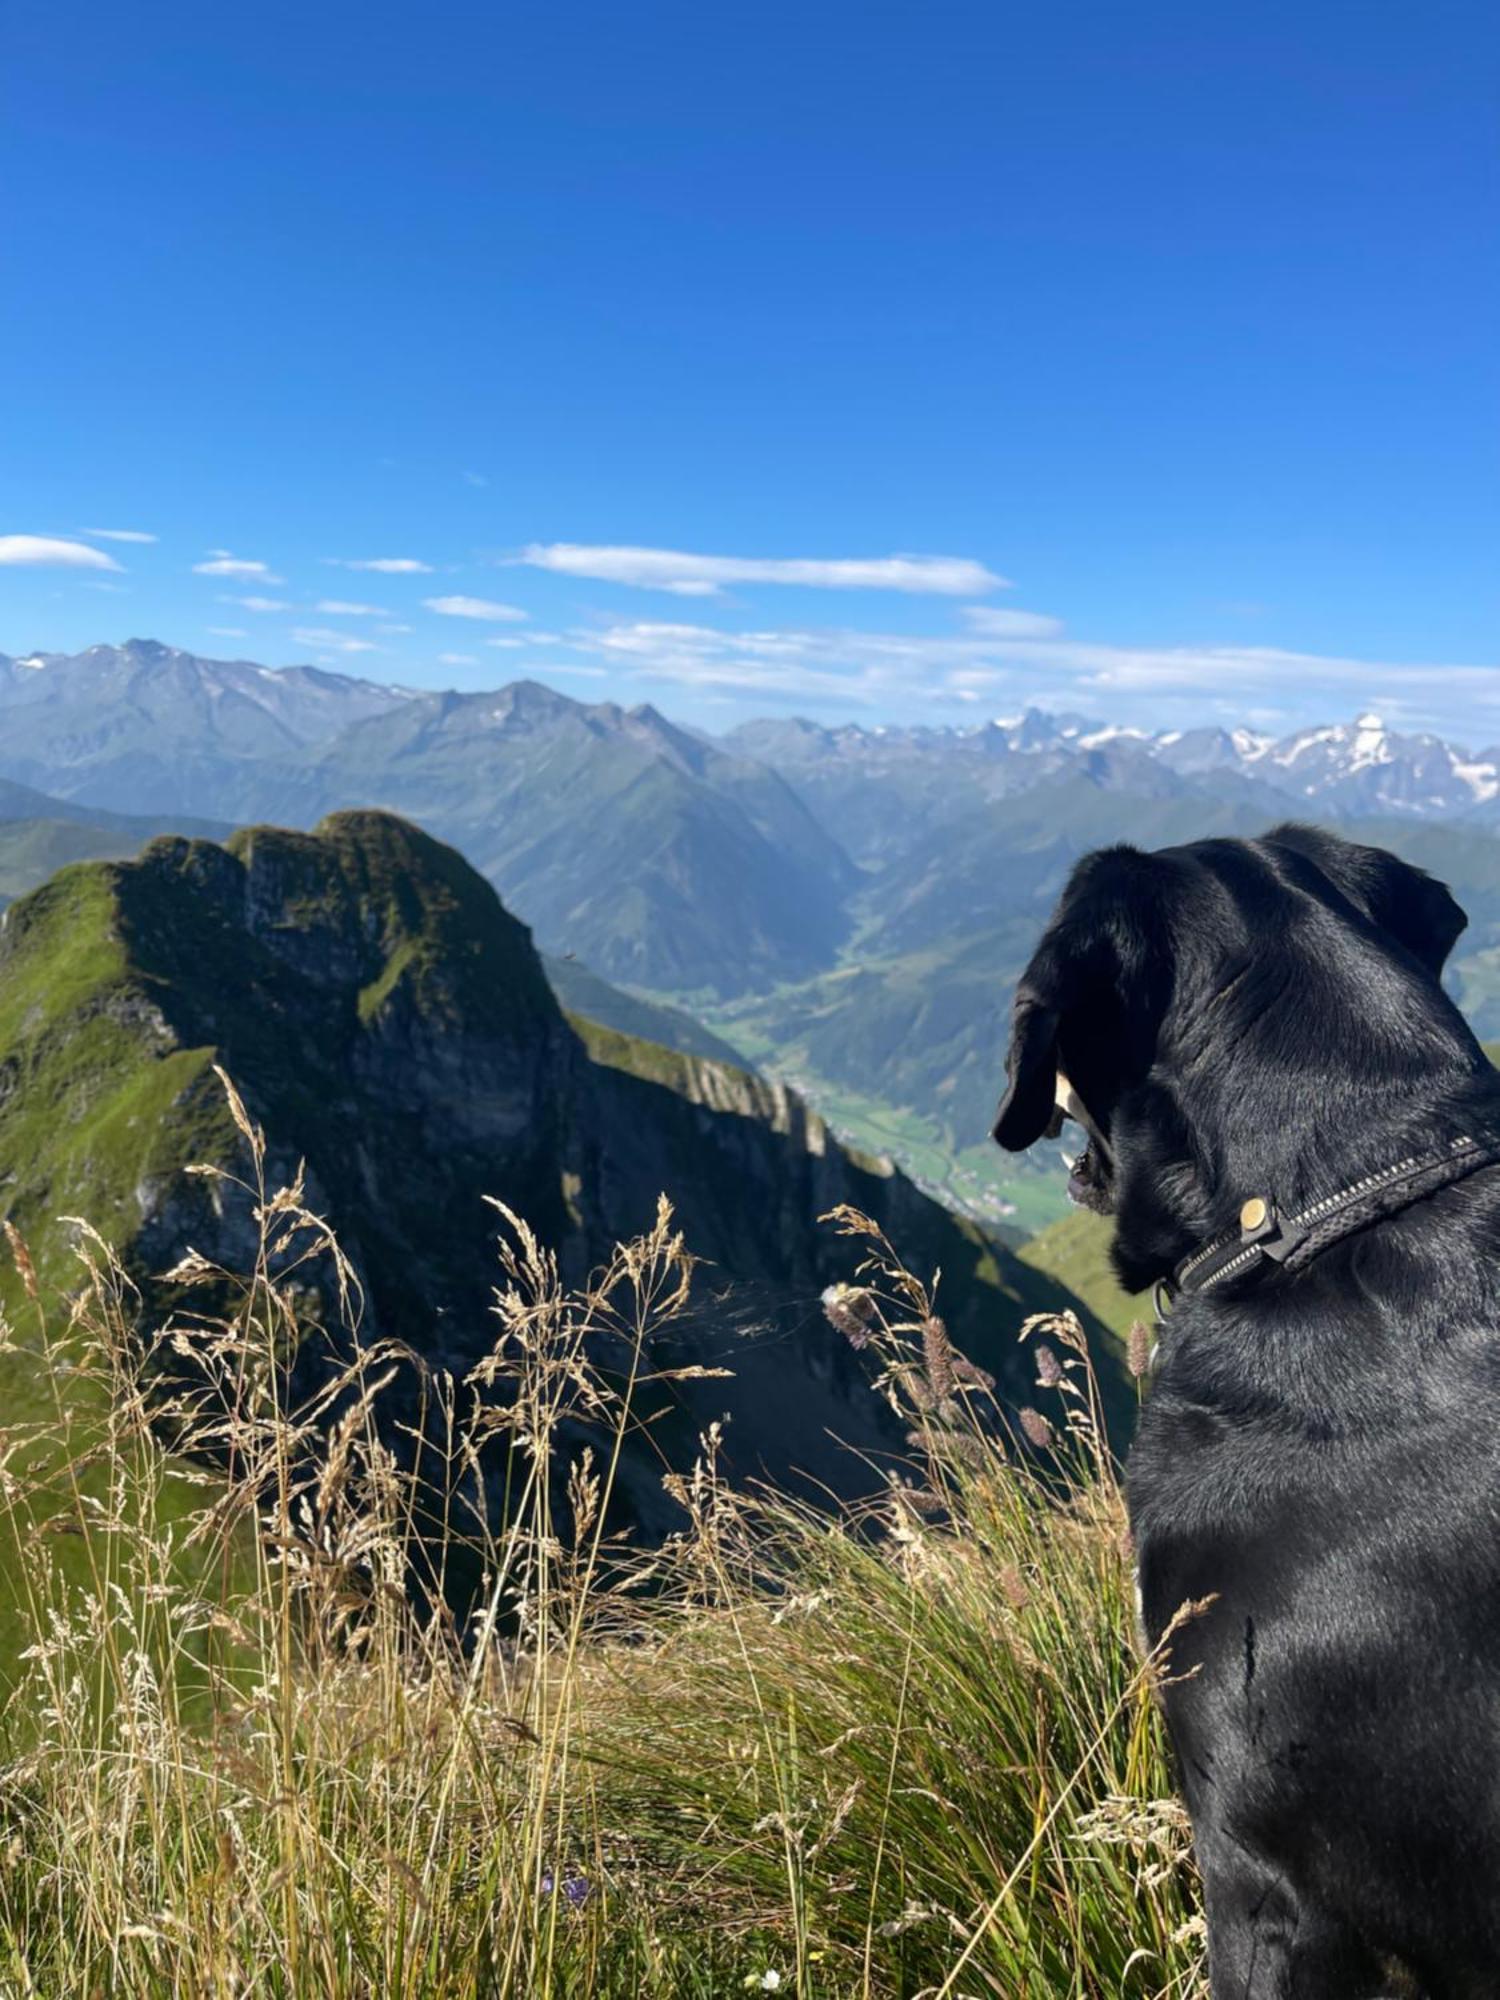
1157, 1130, 1500, 1318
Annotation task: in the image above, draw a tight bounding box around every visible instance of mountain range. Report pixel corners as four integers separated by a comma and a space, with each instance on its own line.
5, 641, 1500, 1228
7, 644, 1500, 839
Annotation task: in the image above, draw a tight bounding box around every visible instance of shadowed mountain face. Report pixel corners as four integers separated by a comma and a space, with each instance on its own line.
0, 811, 1127, 1539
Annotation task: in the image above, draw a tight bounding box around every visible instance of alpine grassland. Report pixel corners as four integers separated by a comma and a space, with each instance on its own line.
0, 1077, 1204, 1998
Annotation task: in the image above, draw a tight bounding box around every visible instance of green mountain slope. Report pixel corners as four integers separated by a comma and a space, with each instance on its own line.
297, 682, 858, 994
0, 813, 1129, 1554
543, 952, 747, 1065
0, 780, 233, 910
1019, 1210, 1137, 1340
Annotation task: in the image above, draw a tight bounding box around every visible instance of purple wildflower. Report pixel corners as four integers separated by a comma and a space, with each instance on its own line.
540, 1871, 592, 1907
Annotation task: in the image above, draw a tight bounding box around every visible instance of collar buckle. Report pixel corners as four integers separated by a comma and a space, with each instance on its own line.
1239, 1194, 1299, 1263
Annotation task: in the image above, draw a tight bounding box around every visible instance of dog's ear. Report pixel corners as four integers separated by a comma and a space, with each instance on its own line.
993, 844, 1167, 1152
1265, 824, 1468, 975
992, 988, 1062, 1150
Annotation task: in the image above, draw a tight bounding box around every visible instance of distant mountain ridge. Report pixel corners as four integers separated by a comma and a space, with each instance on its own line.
7, 643, 1499, 838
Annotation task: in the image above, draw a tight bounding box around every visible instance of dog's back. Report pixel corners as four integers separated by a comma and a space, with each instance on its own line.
994, 826, 1500, 1996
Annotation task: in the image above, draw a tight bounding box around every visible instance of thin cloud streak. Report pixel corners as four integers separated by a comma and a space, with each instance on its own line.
193, 551, 283, 581
291, 626, 380, 654
517, 542, 1007, 597
963, 605, 1066, 638
424, 595, 528, 622
325, 556, 434, 574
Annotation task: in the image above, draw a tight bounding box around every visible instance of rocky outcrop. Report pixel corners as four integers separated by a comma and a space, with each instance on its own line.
0, 811, 1128, 1545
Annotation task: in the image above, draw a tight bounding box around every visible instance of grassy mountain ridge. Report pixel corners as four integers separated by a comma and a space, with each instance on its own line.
542, 951, 747, 1064
0, 812, 1131, 1548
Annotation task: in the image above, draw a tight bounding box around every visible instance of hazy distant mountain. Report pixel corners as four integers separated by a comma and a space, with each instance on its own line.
0, 640, 410, 816
728, 706, 1500, 843
0, 772, 232, 910
0, 650, 858, 992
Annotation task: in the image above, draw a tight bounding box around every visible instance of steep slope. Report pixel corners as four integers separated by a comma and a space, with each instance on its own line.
543, 952, 748, 1065
0, 813, 1128, 1543
299, 681, 858, 991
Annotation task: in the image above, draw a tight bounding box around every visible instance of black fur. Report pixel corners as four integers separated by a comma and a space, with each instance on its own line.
994, 825, 1500, 1998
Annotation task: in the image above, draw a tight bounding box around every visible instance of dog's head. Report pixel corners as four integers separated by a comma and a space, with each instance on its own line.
993, 825, 1476, 1291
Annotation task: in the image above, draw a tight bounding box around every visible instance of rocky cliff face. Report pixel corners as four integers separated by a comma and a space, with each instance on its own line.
0, 811, 1126, 1541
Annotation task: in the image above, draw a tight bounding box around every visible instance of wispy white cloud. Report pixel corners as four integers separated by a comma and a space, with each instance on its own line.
963, 605, 1066, 639
569, 615, 1500, 737
515, 543, 1007, 598
377, 622, 414, 635
291, 626, 380, 655
424, 594, 528, 622
485, 636, 526, 649
324, 556, 433, 574
314, 599, 388, 616
80, 527, 157, 544
438, 652, 479, 666
0, 534, 122, 571
462, 470, 488, 488
193, 550, 283, 581
208, 626, 249, 638
223, 594, 292, 613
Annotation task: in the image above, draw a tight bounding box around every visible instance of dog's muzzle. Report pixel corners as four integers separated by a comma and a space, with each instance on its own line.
1050, 1073, 1115, 1214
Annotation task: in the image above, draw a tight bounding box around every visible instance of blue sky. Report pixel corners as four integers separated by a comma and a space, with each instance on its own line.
3, 0, 1496, 738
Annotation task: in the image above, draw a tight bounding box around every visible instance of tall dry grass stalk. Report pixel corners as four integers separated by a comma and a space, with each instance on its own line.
0, 1085, 1205, 1996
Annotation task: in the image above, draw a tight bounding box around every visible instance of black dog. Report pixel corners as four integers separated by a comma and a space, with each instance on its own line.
993, 824, 1500, 1999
